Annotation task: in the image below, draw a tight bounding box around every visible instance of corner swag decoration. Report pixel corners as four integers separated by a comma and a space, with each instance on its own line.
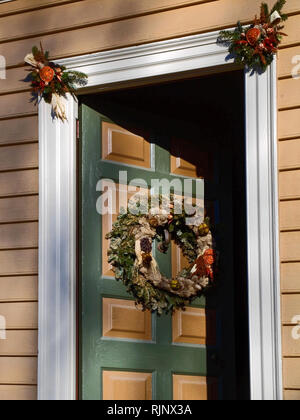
106, 195, 217, 315
24, 44, 88, 121
218, 0, 288, 72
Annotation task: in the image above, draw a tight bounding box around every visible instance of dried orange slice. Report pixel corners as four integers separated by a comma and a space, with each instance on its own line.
40, 66, 55, 83
246, 27, 261, 46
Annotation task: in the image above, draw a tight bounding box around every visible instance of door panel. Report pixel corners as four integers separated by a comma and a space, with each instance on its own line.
172, 307, 216, 346
173, 375, 218, 400
102, 121, 151, 168
102, 298, 152, 341
103, 371, 152, 401
80, 103, 237, 400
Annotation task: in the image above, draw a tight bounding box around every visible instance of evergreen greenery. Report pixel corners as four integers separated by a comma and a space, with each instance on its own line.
218, 1, 288, 72
106, 196, 214, 315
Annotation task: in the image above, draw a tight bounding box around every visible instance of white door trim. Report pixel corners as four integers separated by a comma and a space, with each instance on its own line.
38, 31, 282, 400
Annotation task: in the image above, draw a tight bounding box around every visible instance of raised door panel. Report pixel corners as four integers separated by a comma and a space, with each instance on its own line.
102, 121, 151, 168
173, 375, 218, 400
171, 156, 198, 178
103, 370, 152, 400
170, 138, 213, 179
102, 298, 152, 341
172, 307, 216, 346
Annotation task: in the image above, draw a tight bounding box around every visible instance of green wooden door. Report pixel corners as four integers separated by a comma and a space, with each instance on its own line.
80, 103, 237, 400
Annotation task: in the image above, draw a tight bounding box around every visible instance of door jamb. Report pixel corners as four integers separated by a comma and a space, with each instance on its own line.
38, 31, 282, 400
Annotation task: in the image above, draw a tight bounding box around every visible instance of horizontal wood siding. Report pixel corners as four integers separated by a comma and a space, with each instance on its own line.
0, 0, 298, 400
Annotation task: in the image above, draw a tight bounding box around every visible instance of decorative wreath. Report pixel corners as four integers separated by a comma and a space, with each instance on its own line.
106, 195, 217, 315
24, 44, 88, 121
218, 1, 288, 73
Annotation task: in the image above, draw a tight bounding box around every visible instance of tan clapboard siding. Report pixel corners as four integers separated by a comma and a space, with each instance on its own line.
0, 196, 38, 224
0, 169, 38, 197
280, 200, 300, 231
281, 263, 300, 292
0, 0, 81, 17
278, 79, 300, 110
0, 0, 295, 69
0, 222, 38, 250
0, 93, 36, 120
284, 0, 300, 14
0, 0, 296, 21
0, 276, 38, 302
280, 232, 300, 262
0, 357, 37, 385
0, 0, 217, 43
278, 109, 300, 140
0, 331, 38, 356
280, 14, 300, 48
282, 326, 300, 357
278, 46, 300, 79
0, 67, 30, 95
0, 302, 38, 329
283, 358, 300, 389
279, 170, 300, 200
0, 116, 38, 146
284, 389, 300, 400
0, 385, 37, 400
0, 143, 38, 172
281, 295, 300, 324
4, 0, 298, 46
279, 139, 300, 171
0, 249, 38, 276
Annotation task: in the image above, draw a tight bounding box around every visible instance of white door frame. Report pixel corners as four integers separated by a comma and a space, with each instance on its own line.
38, 31, 282, 400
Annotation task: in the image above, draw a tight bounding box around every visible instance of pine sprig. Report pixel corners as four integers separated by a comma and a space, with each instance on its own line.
25, 44, 88, 119
260, 3, 269, 23
271, 0, 288, 19
218, 1, 288, 73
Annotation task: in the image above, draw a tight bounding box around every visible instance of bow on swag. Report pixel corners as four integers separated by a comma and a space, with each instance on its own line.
25, 44, 88, 121
218, 1, 288, 72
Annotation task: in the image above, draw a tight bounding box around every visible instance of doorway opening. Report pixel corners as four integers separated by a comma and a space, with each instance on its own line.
79, 69, 250, 400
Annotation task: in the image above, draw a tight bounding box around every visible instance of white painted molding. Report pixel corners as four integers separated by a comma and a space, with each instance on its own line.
59, 32, 231, 88
38, 31, 282, 400
38, 96, 78, 400
245, 63, 282, 400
